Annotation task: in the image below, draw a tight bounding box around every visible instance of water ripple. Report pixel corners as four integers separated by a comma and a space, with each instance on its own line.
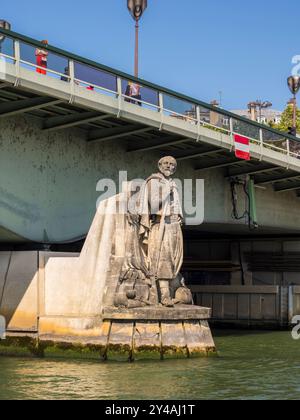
0, 331, 300, 400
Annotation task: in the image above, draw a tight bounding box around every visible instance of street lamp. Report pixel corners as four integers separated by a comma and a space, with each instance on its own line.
127, 0, 147, 78
287, 75, 300, 136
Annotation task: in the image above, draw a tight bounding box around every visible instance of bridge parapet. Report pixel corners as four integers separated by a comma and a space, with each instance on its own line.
0, 28, 300, 171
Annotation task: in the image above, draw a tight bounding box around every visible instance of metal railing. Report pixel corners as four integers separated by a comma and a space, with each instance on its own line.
1, 28, 300, 162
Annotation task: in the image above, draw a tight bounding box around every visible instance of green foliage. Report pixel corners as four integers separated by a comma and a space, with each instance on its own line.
274, 104, 300, 133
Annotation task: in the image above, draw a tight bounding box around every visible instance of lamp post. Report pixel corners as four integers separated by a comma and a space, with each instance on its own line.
248, 100, 272, 123
127, 0, 147, 78
287, 75, 300, 136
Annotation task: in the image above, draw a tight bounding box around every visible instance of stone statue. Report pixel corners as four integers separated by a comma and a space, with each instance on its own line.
114, 156, 192, 309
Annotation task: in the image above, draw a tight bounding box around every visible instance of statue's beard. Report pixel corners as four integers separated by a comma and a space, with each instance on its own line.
161, 169, 174, 177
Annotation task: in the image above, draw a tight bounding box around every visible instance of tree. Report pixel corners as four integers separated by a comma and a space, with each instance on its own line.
274, 103, 300, 133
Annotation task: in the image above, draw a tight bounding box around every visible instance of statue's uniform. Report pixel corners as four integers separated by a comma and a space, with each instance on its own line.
138, 173, 183, 304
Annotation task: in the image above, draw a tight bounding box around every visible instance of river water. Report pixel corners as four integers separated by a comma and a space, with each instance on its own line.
0, 330, 299, 400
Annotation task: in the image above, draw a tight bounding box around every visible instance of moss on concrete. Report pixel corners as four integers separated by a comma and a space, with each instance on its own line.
106, 344, 132, 362
0, 321, 217, 361
133, 345, 162, 361
0, 336, 41, 357
162, 346, 189, 360
188, 346, 218, 358
0, 336, 107, 360
41, 340, 106, 361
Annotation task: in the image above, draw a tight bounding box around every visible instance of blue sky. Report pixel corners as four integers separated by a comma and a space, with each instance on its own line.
2, 0, 299, 110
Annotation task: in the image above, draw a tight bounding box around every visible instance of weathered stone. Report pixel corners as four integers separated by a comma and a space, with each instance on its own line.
98, 321, 111, 359
103, 305, 211, 321
39, 316, 104, 339
199, 320, 217, 354
161, 322, 188, 359
184, 321, 216, 357
0, 252, 38, 331
106, 322, 134, 361
133, 322, 161, 360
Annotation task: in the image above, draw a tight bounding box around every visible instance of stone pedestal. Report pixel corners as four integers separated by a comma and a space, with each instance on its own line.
101, 305, 216, 361
35, 306, 216, 361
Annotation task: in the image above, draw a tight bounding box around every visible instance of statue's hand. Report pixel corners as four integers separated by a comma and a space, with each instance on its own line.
149, 274, 158, 283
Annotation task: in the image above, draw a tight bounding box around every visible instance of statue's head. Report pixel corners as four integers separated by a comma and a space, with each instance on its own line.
158, 156, 177, 178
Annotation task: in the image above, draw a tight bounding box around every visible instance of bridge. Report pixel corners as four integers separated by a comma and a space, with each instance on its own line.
1, 28, 300, 330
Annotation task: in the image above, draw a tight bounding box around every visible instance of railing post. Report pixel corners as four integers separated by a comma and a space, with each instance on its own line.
68, 59, 75, 104
69, 59, 75, 82
286, 138, 290, 168
196, 105, 201, 141
259, 128, 263, 160
117, 76, 122, 98
196, 105, 201, 123
159, 92, 164, 130
159, 92, 164, 113
117, 77, 123, 118
14, 39, 21, 87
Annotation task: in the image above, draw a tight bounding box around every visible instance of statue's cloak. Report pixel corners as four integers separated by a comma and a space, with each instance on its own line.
135, 173, 184, 280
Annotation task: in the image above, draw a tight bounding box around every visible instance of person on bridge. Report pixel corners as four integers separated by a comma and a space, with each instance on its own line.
125, 81, 142, 106
35, 40, 49, 75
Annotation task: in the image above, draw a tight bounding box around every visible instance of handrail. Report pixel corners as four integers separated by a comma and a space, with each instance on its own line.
0, 27, 299, 147
20, 58, 67, 78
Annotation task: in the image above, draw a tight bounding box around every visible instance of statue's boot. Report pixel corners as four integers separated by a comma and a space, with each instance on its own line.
159, 280, 174, 308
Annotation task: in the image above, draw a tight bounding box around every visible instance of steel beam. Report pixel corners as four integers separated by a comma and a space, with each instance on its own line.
176, 148, 224, 161
128, 137, 190, 153
195, 157, 242, 171
0, 82, 11, 89
227, 163, 279, 178
255, 171, 300, 185
88, 125, 152, 143
43, 112, 110, 131
0, 97, 62, 117
274, 180, 300, 192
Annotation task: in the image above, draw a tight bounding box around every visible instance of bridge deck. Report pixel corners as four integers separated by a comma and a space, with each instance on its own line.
0, 28, 300, 194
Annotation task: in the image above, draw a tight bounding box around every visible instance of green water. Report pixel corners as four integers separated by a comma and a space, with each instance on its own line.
0, 330, 300, 400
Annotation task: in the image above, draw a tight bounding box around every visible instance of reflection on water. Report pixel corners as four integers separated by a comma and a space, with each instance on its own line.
0, 330, 300, 400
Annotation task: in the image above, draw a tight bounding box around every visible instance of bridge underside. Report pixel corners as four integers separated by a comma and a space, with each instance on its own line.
1, 83, 300, 192
1, 73, 300, 245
